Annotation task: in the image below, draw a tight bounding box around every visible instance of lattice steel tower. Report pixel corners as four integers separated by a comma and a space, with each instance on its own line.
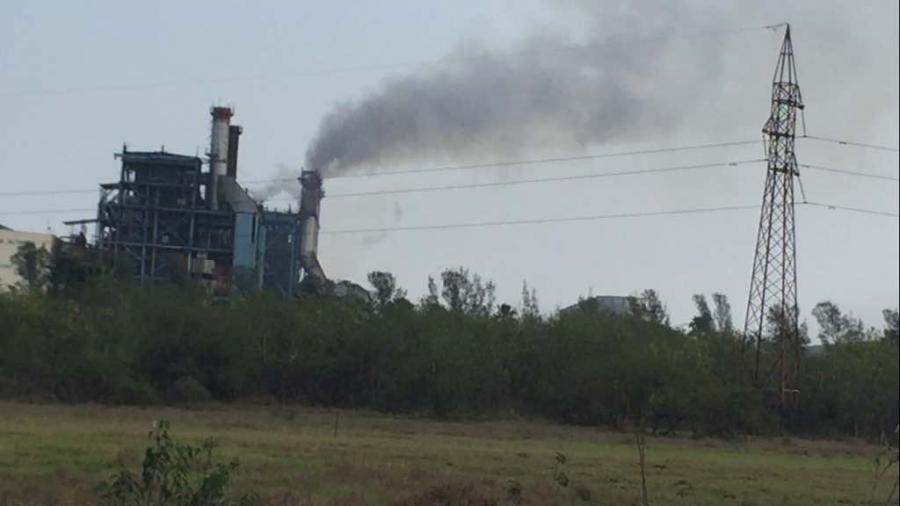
744, 24, 804, 408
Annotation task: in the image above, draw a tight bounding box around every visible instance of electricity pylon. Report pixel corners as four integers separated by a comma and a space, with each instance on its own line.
744, 24, 804, 409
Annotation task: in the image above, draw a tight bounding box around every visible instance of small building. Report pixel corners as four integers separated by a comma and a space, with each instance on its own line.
561, 295, 636, 316
0, 225, 58, 291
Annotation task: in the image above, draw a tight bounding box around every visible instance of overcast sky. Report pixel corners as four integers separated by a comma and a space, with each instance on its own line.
1, 0, 897, 331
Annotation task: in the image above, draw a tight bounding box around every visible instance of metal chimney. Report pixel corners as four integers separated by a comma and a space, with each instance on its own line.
208, 106, 233, 210
298, 170, 327, 286
226, 125, 242, 179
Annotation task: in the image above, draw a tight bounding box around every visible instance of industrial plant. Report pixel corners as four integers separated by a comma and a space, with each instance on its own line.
66, 107, 364, 299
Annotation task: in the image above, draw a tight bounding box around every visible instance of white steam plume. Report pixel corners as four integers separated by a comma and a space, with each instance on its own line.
248, 164, 301, 202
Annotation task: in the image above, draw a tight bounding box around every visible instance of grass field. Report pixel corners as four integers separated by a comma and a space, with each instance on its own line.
0, 402, 894, 505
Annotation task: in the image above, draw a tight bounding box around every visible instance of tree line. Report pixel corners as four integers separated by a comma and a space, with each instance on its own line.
0, 244, 897, 438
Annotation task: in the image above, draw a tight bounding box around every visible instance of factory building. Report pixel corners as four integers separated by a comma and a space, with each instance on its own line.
82, 107, 303, 296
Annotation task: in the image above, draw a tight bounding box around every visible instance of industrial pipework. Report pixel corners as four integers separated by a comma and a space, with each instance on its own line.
208, 106, 233, 210
299, 170, 327, 289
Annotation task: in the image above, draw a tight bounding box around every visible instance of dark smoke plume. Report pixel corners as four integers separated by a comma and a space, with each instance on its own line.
305, 2, 726, 176
306, 3, 712, 176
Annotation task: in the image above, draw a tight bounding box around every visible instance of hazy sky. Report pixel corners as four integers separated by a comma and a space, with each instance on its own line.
1, 0, 898, 331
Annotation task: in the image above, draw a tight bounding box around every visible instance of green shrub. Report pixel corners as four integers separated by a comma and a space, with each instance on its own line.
99, 419, 256, 506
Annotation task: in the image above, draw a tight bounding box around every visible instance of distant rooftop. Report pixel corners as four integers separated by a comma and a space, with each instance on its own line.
118, 150, 201, 165
561, 295, 635, 316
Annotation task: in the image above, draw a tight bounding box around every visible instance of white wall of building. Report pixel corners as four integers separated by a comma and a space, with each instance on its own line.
0, 228, 57, 290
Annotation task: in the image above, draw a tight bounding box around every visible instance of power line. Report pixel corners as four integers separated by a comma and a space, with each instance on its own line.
804, 201, 900, 218
321, 204, 764, 235
320, 201, 898, 236
800, 163, 900, 182
2, 200, 896, 223
263, 157, 900, 202
325, 140, 764, 179
0, 158, 759, 206
8, 135, 896, 198
800, 135, 900, 153
324, 159, 765, 199
0, 139, 761, 197
7, 136, 900, 199
248, 140, 763, 184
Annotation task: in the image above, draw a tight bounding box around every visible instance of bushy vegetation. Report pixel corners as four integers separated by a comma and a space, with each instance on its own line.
100, 419, 256, 506
0, 259, 897, 439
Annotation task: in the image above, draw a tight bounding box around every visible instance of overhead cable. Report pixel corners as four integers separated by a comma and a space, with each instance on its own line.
320, 201, 898, 236
803, 201, 900, 218
800, 135, 900, 153
800, 163, 900, 182
0, 139, 761, 197
324, 159, 766, 199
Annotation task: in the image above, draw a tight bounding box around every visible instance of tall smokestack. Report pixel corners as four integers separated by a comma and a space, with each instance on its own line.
298, 170, 327, 288
208, 106, 233, 210
226, 125, 242, 179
